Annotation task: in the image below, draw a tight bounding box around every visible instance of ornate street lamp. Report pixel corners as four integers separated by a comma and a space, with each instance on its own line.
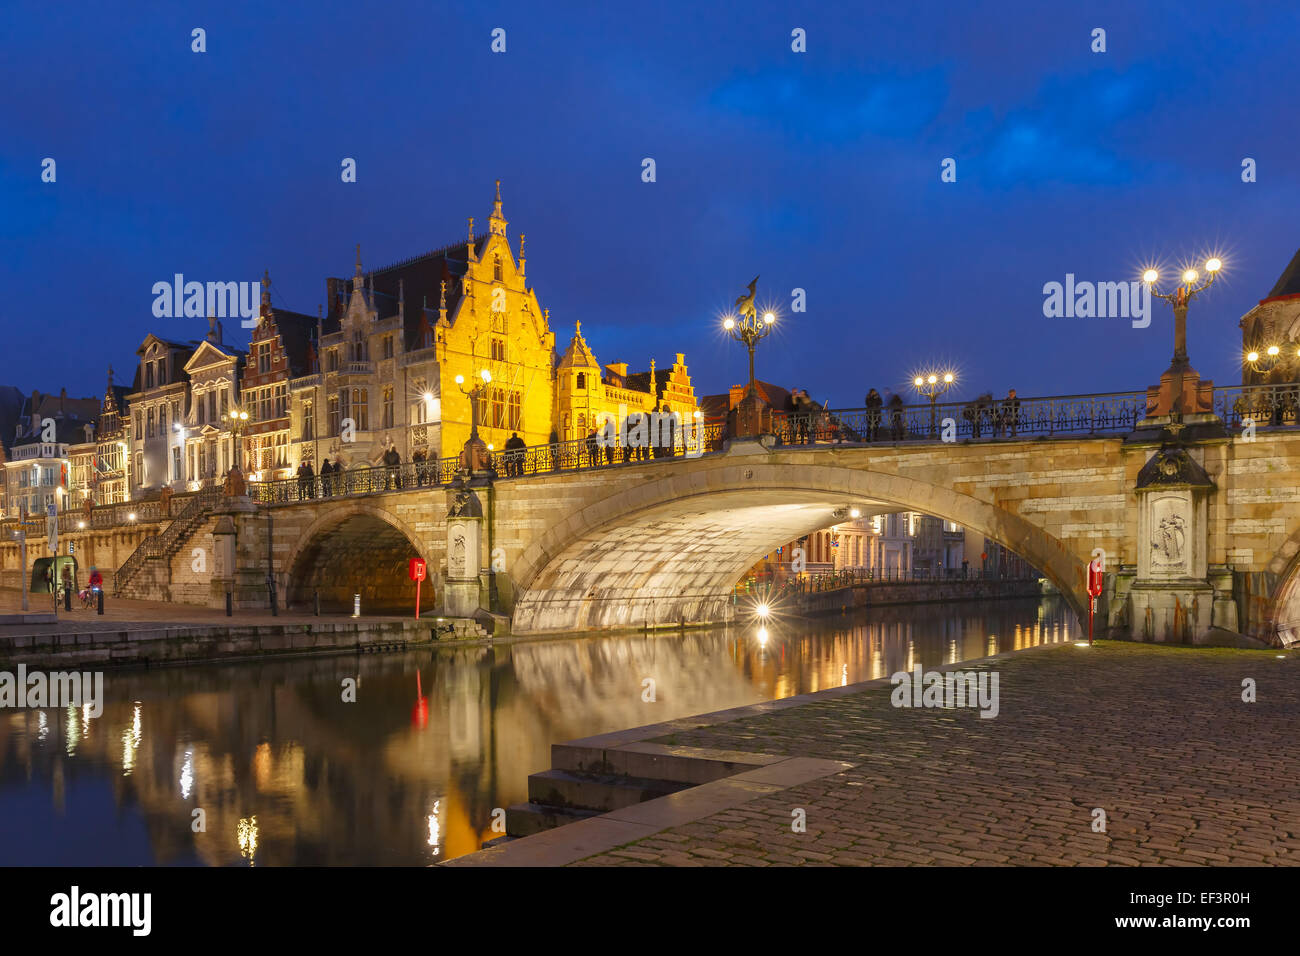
723, 276, 775, 400
455, 368, 492, 440
455, 369, 493, 475
912, 371, 956, 437
1141, 257, 1222, 420
1143, 258, 1222, 374
222, 407, 250, 471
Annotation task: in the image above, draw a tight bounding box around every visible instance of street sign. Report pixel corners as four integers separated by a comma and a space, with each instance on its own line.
409, 558, 427, 620
68, 541, 75, 555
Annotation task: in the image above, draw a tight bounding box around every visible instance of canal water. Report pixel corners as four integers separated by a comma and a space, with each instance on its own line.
0, 596, 1076, 865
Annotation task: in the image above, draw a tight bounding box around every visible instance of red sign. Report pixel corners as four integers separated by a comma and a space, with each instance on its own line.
408, 558, 426, 582
1087, 559, 1104, 598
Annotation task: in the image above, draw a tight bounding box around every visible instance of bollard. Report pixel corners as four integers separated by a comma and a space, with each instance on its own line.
314, 589, 321, 617
96, 588, 104, 615
352, 593, 361, 618
226, 591, 232, 617
64, 587, 71, 612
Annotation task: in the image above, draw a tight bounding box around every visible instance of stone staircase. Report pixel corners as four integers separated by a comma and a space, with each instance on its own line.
114, 489, 221, 597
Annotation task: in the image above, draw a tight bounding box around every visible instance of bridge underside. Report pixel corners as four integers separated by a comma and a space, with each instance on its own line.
288, 513, 429, 613
511, 490, 900, 633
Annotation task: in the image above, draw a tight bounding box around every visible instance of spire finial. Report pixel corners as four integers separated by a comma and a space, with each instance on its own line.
468, 217, 474, 243
261, 269, 271, 308
355, 243, 362, 276
490, 180, 508, 236
575, 320, 582, 339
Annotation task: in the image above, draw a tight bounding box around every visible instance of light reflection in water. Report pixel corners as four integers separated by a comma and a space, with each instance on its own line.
0, 596, 1074, 866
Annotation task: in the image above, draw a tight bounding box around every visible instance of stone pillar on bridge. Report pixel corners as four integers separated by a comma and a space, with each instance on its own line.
214, 493, 262, 610
1126, 439, 1230, 642
444, 485, 484, 618
730, 390, 773, 440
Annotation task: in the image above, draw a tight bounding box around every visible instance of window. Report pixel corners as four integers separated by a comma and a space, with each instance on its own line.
220, 389, 229, 417
198, 443, 208, 479
339, 389, 350, 428
208, 391, 217, 422
197, 394, 206, 424
274, 384, 288, 419
258, 343, 272, 374
134, 412, 142, 440
327, 348, 339, 372
172, 446, 182, 482
147, 408, 155, 438
258, 388, 272, 423
382, 386, 393, 429
494, 254, 503, 282
145, 363, 154, 389
303, 402, 314, 441
328, 396, 340, 436
382, 336, 393, 360
491, 338, 505, 362
353, 388, 368, 431
159, 403, 167, 432
576, 373, 585, 390
352, 332, 366, 362
134, 451, 143, 486
156, 359, 166, 385
508, 390, 521, 431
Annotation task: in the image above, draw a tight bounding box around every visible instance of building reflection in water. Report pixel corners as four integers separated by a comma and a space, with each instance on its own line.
0, 596, 1075, 866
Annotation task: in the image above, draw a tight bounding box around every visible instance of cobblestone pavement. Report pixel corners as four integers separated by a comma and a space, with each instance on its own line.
572, 642, 1300, 866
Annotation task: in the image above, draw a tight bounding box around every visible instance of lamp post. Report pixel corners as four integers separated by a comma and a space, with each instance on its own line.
723, 306, 776, 400
912, 372, 956, 437
222, 407, 250, 473
455, 369, 492, 474
1142, 257, 1222, 418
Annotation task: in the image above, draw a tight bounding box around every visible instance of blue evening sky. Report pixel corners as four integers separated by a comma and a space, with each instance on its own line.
2, 0, 1297, 407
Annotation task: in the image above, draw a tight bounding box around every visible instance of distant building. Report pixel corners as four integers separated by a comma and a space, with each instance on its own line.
1240, 247, 1300, 386
0, 388, 100, 518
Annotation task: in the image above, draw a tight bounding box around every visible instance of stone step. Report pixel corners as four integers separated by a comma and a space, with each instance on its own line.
504, 802, 601, 837
526, 768, 691, 813
551, 742, 778, 785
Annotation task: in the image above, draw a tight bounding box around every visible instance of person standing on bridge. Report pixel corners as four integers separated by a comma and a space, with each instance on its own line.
585, 427, 600, 468
865, 388, 882, 442
385, 445, 403, 490
1001, 388, 1020, 438
887, 392, 904, 441
320, 458, 333, 496
504, 431, 526, 477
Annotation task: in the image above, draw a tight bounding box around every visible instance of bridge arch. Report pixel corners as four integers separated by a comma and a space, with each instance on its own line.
1263, 526, 1300, 644
284, 501, 435, 613
510, 458, 1088, 634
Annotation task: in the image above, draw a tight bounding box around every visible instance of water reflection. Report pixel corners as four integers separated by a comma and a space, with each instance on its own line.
0, 596, 1074, 866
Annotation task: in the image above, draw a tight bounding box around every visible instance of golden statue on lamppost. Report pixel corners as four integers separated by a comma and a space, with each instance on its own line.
723, 277, 777, 438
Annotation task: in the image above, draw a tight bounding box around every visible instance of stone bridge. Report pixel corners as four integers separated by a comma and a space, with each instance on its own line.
212, 416, 1300, 645
6, 387, 1300, 646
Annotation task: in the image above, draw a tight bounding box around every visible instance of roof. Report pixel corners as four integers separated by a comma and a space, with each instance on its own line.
1265, 247, 1300, 301
264, 309, 322, 378
330, 236, 490, 352
557, 322, 601, 370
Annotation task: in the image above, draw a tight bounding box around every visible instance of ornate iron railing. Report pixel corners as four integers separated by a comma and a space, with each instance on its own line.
249, 422, 727, 503
1212, 382, 1300, 429
773, 390, 1150, 444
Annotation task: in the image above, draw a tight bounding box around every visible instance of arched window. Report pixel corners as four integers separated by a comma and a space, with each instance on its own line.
576, 373, 585, 390
493, 255, 503, 282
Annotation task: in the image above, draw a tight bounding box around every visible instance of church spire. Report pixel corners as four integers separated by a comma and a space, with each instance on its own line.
489, 179, 508, 237
354, 243, 364, 283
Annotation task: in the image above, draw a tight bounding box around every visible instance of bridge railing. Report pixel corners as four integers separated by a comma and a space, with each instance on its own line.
774, 389, 1149, 444
1212, 382, 1300, 428
247, 422, 728, 503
